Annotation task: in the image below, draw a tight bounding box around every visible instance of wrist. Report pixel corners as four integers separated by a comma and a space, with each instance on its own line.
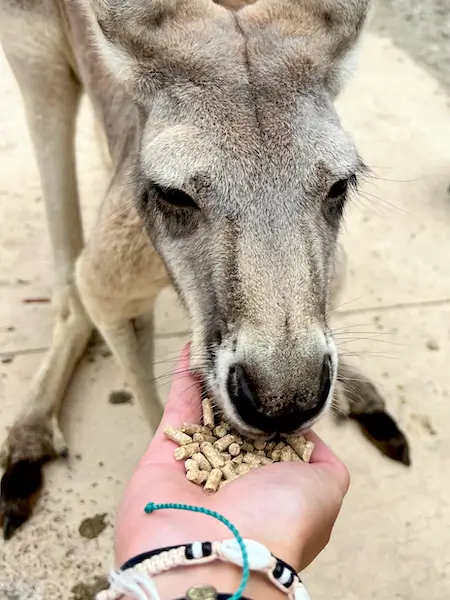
116, 512, 228, 567
117, 512, 304, 571
144, 561, 286, 599
116, 538, 305, 600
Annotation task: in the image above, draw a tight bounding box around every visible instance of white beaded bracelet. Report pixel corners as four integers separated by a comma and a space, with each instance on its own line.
96, 539, 311, 600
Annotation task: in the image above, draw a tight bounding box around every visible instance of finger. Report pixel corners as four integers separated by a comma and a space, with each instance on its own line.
305, 431, 339, 464
140, 344, 203, 466
304, 431, 350, 494
158, 343, 203, 428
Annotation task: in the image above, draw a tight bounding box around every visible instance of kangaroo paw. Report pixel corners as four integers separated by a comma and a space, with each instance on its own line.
0, 417, 61, 539
351, 410, 411, 466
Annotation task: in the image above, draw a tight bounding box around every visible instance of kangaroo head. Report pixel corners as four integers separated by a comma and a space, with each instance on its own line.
88, 0, 370, 436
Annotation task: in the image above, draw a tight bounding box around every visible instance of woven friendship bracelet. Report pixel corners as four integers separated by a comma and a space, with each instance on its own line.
97, 539, 310, 600
97, 502, 311, 600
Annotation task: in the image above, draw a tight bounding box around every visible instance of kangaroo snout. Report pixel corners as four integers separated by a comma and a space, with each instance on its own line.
213, 325, 337, 437
227, 356, 332, 435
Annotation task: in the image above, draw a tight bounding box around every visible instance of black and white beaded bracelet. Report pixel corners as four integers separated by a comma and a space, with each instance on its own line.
97, 539, 310, 600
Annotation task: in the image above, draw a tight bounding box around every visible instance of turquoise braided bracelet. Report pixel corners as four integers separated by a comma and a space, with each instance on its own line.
144, 502, 249, 600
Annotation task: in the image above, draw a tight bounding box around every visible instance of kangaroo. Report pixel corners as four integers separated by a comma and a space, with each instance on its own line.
0, 0, 410, 540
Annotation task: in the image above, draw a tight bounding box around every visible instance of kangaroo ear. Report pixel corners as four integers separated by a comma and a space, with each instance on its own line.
84, 0, 221, 87
240, 0, 371, 96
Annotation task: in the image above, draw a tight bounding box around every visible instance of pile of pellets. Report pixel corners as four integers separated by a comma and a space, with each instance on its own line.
164, 398, 314, 495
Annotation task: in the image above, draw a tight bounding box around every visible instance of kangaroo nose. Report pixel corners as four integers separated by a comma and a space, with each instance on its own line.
227, 357, 332, 435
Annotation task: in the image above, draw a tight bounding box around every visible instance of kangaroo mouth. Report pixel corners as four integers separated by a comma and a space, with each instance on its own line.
198, 371, 332, 440
193, 326, 338, 437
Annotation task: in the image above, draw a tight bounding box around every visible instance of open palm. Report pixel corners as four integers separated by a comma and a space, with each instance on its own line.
115, 345, 349, 575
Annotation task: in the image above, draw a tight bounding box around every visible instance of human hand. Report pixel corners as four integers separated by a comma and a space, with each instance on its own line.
115, 344, 349, 597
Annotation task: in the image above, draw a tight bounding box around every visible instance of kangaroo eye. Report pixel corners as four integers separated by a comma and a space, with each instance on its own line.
327, 174, 357, 199
155, 184, 199, 209
328, 179, 349, 198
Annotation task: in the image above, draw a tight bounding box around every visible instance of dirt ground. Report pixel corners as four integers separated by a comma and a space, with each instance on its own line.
1, 3, 450, 600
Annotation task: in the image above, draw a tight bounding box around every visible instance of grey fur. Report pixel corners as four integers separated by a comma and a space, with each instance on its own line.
1, 0, 411, 540
81, 0, 369, 431
0, 0, 370, 442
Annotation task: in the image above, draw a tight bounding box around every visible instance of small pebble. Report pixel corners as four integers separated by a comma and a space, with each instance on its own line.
108, 390, 133, 405
78, 514, 107, 539
426, 339, 440, 351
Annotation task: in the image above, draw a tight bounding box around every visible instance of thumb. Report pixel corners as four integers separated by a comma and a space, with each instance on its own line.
141, 343, 203, 465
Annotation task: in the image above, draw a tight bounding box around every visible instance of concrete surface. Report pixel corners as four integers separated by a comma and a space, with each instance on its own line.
1, 8, 450, 600
371, 0, 450, 93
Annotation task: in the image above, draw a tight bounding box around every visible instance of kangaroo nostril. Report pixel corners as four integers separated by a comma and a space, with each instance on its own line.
212, 329, 222, 346
227, 355, 333, 435
227, 364, 261, 411
318, 354, 332, 407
